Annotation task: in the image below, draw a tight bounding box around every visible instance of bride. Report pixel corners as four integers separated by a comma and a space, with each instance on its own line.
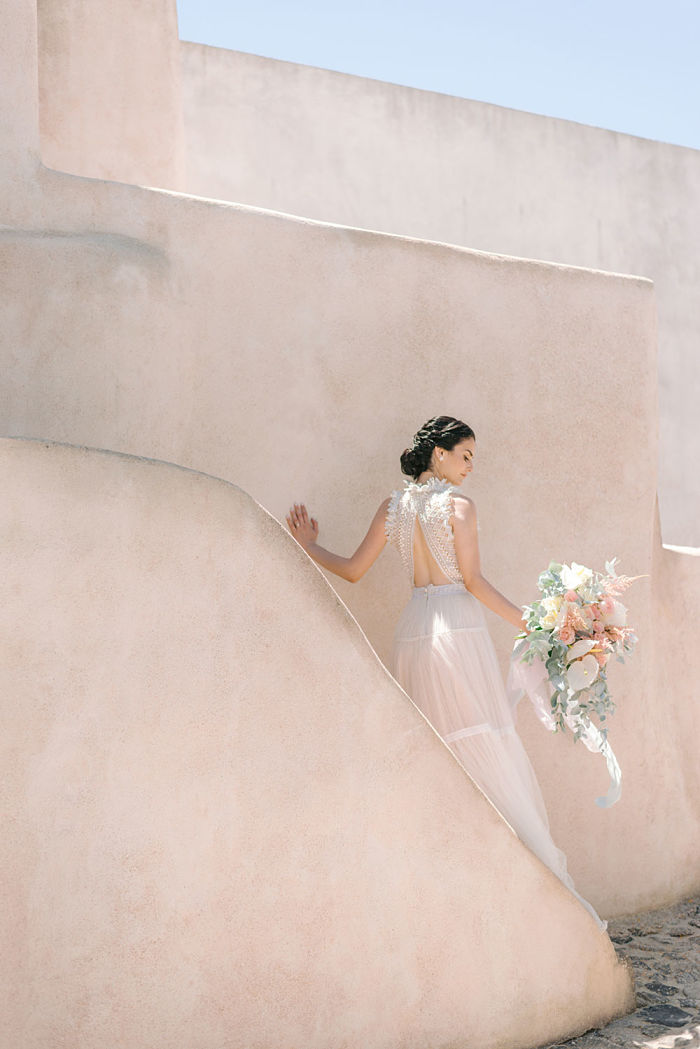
286, 414, 607, 931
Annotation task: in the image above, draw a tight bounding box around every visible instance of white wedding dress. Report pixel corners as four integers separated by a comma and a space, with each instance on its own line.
385, 475, 606, 931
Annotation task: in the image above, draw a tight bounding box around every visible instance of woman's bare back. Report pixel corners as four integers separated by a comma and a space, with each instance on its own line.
411, 514, 454, 586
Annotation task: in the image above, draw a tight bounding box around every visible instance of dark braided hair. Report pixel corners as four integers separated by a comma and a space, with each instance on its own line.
400, 416, 476, 480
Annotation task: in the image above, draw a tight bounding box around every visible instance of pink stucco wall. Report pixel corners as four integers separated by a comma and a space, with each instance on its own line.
0, 1, 698, 1043
38, 0, 184, 189
0, 438, 634, 1049
1, 0, 698, 918
178, 42, 700, 550
3, 158, 696, 917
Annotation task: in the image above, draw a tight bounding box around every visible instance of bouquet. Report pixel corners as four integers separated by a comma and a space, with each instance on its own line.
509, 559, 640, 807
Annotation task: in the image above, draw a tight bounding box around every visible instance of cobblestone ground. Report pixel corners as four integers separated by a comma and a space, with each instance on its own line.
543, 897, 700, 1049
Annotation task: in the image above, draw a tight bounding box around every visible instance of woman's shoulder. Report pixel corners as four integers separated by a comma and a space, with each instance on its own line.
451, 491, 476, 510
450, 491, 478, 523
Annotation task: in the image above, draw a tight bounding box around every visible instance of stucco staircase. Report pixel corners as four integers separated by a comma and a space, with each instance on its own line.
1, 438, 634, 1049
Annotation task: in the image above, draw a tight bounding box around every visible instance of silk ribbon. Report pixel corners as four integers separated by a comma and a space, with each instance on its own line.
507, 639, 622, 808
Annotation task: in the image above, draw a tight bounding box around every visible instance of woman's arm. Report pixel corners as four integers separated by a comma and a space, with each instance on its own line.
452, 495, 528, 632
286, 498, 390, 583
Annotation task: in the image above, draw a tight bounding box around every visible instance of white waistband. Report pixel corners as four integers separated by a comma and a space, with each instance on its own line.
412, 582, 466, 595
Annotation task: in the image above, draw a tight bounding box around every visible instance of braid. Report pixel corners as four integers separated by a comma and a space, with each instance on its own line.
400, 415, 476, 480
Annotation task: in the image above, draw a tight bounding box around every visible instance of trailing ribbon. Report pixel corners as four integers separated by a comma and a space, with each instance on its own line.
507, 639, 622, 808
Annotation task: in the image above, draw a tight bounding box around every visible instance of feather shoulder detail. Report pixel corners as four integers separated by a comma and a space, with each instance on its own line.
401, 475, 455, 495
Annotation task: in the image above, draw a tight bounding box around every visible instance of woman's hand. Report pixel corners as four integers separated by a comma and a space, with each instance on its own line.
286, 502, 319, 548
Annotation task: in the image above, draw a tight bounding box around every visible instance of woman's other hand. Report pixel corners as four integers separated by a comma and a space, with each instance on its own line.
286, 502, 319, 548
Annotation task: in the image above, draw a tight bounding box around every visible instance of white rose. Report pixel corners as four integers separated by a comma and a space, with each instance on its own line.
561, 562, 593, 591
540, 595, 563, 629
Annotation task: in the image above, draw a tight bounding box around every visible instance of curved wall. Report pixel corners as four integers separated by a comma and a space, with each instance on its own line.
1, 161, 698, 916
2, 0, 699, 919
0, 437, 634, 1049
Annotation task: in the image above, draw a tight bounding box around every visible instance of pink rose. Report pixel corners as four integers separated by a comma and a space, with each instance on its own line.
601, 595, 615, 615
558, 625, 575, 644
592, 620, 604, 633
589, 603, 601, 618
565, 590, 579, 603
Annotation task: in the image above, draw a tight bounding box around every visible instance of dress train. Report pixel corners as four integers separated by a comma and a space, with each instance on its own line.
392, 581, 607, 931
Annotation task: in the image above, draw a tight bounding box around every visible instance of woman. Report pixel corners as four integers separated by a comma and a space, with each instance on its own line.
286, 415, 606, 930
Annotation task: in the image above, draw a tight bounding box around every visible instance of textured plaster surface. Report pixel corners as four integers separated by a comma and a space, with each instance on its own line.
0, 0, 697, 969
4, 160, 696, 917
0, 438, 634, 1049
543, 897, 700, 1049
179, 43, 700, 547
1, 2, 698, 1043
38, 0, 184, 188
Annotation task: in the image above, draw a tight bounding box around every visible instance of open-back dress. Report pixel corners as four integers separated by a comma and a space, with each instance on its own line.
384, 474, 606, 931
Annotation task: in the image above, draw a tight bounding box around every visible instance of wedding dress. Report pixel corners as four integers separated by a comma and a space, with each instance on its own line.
384, 475, 606, 931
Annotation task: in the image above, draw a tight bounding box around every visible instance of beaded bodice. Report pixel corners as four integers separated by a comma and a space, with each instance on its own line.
384, 475, 463, 584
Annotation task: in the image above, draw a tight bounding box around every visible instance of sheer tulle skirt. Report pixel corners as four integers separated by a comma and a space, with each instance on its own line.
392, 582, 606, 931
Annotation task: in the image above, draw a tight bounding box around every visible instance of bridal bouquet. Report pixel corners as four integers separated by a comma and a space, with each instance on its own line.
509, 559, 639, 807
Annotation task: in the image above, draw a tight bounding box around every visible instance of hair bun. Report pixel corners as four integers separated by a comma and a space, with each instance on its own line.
399, 446, 421, 477
399, 416, 475, 480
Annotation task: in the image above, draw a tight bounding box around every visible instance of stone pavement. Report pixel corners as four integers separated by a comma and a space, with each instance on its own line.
544, 897, 699, 1049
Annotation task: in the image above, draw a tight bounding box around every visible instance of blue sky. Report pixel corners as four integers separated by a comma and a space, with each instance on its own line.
176, 0, 700, 150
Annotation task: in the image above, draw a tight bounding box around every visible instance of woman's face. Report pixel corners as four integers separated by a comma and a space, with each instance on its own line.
439, 437, 475, 485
